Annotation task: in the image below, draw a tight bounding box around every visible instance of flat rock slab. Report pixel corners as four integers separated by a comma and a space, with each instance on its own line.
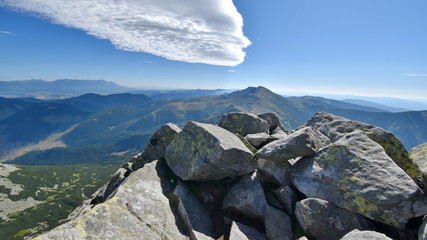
34, 161, 187, 240
166, 121, 256, 181
340, 229, 392, 240
292, 130, 427, 228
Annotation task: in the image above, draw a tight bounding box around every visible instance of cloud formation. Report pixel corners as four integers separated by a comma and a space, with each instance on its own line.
0, 30, 14, 35
402, 73, 427, 77
1, 0, 251, 66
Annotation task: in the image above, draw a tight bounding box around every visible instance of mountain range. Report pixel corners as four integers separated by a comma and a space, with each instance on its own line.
0, 85, 426, 167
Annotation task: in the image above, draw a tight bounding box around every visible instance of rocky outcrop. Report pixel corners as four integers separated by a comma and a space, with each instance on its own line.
219, 112, 270, 136
295, 198, 371, 240
35, 161, 186, 240
165, 121, 256, 181
340, 229, 393, 240
35, 112, 427, 240
305, 112, 422, 181
410, 142, 427, 175
292, 130, 427, 228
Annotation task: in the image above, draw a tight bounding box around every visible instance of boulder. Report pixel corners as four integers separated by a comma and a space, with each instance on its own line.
295, 198, 371, 240
229, 221, 268, 240
272, 186, 298, 216
264, 206, 292, 240
257, 158, 292, 187
305, 112, 421, 181
34, 161, 187, 240
218, 112, 270, 136
174, 181, 215, 240
223, 172, 267, 221
340, 229, 392, 240
292, 130, 427, 228
410, 142, 427, 175
132, 123, 181, 169
165, 121, 256, 181
257, 112, 286, 132
270, 127, 288, 139
245, 133, 270, 148
256, 127, 330, 162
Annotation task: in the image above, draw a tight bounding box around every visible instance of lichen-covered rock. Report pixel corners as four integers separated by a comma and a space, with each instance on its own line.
292, 130, 427, 228
165, 121, 256, 181
223, 172, 267, 221
410, 142, 427, 175
272, 186, 298, 216
419, 217, 427, 240
245, 133, 270, 148
174, 181, 215, 240
34, 161, 186, 240
218, 112, 270, 136
305, 112, 422, 181
257, 112, 286, 132
340, 229, 392, 240
131, 123, 181, 169
256, 127, 330, 162
264, 206, 292, 240
257, 158, 292, 187
295, 198, 372, 240
229, 221, 268, 240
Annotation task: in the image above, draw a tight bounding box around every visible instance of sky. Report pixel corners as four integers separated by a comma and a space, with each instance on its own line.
0, 0, 426, 99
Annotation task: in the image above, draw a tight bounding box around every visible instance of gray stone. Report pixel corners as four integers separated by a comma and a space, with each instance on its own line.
272, 186, 298, 216
292, 130, 427, 228
223, 172, 267, 220
132, 123, 181, 169
264, 206, 292, 240
295, 198, 371, 240
257, 112, 286, 132
174, 181, 214, 240
270, 127, 288, 139
256, 127, 330, 162
419, 217, 427, 240
410, 142, 427, 177
245, 133, 270, 148
165, 121, 256, 181
305, 112, 422, 182
34, 161, 187, 240
340, 229, 392, 240
257, 158, 292, 187
218, 112, 270, 136
229, 221, 268, 240
265, 191, 285, 211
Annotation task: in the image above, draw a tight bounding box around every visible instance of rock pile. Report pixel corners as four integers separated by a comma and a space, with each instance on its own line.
35, 112, 427, 240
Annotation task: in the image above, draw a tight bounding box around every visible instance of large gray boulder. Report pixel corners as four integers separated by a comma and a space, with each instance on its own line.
340, 229, 392, 240
174, 181, 215, 240
305, 112, 422, 182
256, 127, 330, 162
34, 161, 187, 240
218, 112, 270, 136
257, 112, 286, 132
410, 142, 427, 175
223, 172, 267, 221
229, 221, 268, 240
132, 123, 181, 169
295, 198, 371, 240
165, 121, 256, 181
245, 133, 270, 148
419, 217, 427, 240
272, 186, 298, 216
292, 130, 427, 228
257, 158, 292, 187
265, 206, 292, 240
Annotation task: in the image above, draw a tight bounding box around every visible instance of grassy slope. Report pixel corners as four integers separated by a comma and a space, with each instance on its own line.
0, 164, 119, 240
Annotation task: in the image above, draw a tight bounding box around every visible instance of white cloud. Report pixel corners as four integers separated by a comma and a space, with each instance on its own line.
0, 0, 251, 66
402, 73, 427, 77
227, 69, 236, 73
0, 30, 14, 35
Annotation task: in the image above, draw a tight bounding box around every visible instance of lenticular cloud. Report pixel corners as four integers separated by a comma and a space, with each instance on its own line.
1, 0, 251, 66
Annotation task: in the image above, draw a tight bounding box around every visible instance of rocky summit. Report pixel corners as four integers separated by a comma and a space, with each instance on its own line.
34, 112, 427, 240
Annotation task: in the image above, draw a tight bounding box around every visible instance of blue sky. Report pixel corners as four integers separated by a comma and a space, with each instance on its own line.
0, 0, 426, 99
